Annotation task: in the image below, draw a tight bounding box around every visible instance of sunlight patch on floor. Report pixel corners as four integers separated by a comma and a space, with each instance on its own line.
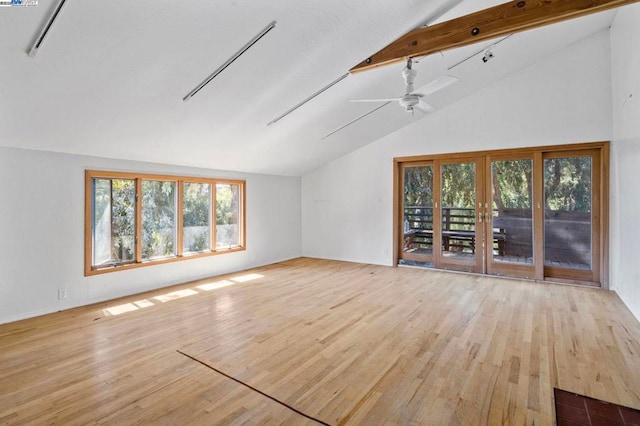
104, 303, 139, 316
197, 280, 234, 291
154, 289, 199, 303
230, 273, 264, 283
103, 298, 157, 316
134, 299, 154, 308
101, 273, 266, 316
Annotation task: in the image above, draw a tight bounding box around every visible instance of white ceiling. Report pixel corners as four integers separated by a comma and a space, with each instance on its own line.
0, 0, 617, 176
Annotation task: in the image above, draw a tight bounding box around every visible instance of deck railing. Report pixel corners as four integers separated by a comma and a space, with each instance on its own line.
403, 206, 501, 254
404, 206, 591, 263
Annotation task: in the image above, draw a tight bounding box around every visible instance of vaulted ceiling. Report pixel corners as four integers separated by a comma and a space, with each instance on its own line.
0, 0, 622, 175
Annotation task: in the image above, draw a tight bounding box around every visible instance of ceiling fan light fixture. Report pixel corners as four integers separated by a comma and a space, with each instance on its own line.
399, 94, 420, 111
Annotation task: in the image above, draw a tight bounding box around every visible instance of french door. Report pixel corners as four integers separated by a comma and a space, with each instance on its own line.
437, 158, 485, 273
397, 143, 607, 286
401, 157, 484, 273
485, 153, 537, 279
542, 149, 601, 283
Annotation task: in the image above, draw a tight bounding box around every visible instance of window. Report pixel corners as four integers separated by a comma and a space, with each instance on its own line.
216, 183, 241, 249
85, 171, 245, 275
142, 180, 177, 260
92, 178, 136, 267
183, 182, 211, 253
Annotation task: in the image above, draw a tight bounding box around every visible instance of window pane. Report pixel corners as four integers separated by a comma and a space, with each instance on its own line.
142, 180, 177, 260
441, 162, 476, 260
403, 166, 434, 257
491, 159, 534, 264
216, 183, 241, 249
92, 178, 135, 266
183, 183, 211, 253
544, 156, 592, 269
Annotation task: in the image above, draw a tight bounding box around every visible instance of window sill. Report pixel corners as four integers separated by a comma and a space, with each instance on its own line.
86, 246, 246, 276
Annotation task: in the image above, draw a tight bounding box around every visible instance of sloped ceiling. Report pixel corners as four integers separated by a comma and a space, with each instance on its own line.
0, 0, 617, 176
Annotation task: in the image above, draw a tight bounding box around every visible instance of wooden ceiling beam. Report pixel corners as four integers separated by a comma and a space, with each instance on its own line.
350, 0, 640, 73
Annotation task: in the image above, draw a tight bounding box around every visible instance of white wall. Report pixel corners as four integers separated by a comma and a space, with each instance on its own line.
0, 147, 301, 324
302, 32, 613, 265
610, 4, 640, 321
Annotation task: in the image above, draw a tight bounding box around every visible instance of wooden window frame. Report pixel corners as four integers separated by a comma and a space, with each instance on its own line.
84, 170, 246, 276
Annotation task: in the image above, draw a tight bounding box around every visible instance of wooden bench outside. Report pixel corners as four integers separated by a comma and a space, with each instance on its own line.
404, 228, 506, 255
404, 206, 506, 255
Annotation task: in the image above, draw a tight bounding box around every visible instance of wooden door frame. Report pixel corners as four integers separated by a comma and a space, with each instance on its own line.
542, 148, 603, 285
393, 141, 609, 288
435, 157, 485, 273
397, 161, 436, 264
485, 152, 537, 279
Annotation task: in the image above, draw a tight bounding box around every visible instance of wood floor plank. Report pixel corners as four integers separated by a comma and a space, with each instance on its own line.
1, 257, 639, 424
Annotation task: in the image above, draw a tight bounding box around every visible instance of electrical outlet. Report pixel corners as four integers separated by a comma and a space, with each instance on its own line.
58, 288, 68, 300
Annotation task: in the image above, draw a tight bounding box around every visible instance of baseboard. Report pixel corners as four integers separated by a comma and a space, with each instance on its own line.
0, 307, 61, 326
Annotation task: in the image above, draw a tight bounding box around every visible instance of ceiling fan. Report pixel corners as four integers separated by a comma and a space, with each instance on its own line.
349, 58, 458, 114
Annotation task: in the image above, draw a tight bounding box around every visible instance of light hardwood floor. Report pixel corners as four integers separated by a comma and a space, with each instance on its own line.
1, 258, 639, 425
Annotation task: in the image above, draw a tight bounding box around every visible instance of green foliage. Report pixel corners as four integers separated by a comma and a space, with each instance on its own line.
183, 183, 211, 252
92, 178, 135, 264
403, 163, 477, 212
191, 232, 209, 252
183, 183, 210, 227
216, 184, 239, 226
402, 157, 591, 213
441, 163, 475, 208
404, 166, 433, 207
95, 179, 245, 262
544, 157, 591, 212
105, 179, 136, 262
142, 180, 176, 259
492, 160, 532, 210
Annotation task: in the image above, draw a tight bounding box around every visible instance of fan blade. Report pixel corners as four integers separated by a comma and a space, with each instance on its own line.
414, 75, 458, 96
415, 100, 436, 113
349, 97, 401, 103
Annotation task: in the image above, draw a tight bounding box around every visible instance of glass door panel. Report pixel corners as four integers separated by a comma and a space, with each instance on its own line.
487, 157, 536, 278
543, 156, 592, 270
438, 160, 483, 272
400, 164, 434, 265
491, 160, 534, 264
